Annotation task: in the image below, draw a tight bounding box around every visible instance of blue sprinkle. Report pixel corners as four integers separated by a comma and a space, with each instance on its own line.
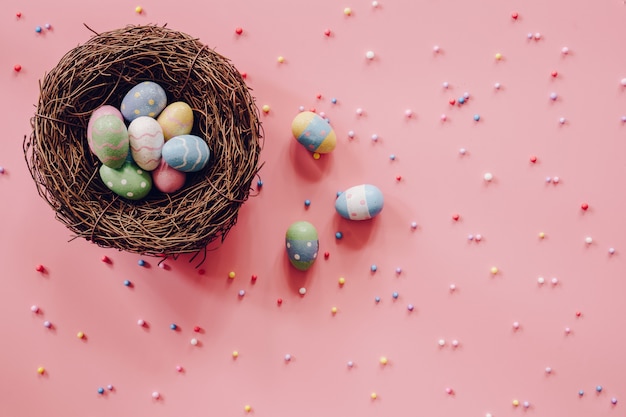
35, 26, 42, 33
257, 180, 263, 187
335, 231, 343, 239
123, 280, 131, 287
458, 97, 466, 104
473, 114, 480, 121
137, 259, 145, 267
304, 199, 311, 207
374, 296, 381, 303
392, 292, 399, 299
370, 264, 377, 272
389, 154, 396, 160
97, 387, 105, 395
578, 390, 584, 396
596, 385, 603, 393
331, 98, 337, 104
170, 323, 178, 330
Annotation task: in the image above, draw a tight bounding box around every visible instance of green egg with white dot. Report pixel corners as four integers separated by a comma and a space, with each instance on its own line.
285, 221, 319, 271
99, 160, 153, 200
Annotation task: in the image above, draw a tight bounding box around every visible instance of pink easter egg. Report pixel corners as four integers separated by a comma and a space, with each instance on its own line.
87, 105, 124, 153
152, 159, 186, 193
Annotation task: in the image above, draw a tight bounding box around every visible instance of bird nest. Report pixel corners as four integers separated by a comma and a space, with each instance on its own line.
24, 25, 263, 260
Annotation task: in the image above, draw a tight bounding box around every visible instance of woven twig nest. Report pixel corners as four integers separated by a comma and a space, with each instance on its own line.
24, 25, 263, 259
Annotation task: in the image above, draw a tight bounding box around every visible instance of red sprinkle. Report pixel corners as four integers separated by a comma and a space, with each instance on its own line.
35, 264, 45, 272
324, 29, 331, 36
16, 12, 22, 18
277, 298, 283, 306
452, 214, 460, 221
449, 98, 456, 105
240, 72, 247, 79
530, 156, 537, 163
581, 203, 589, 211
511, 12, 519, 19
193, 326, 202, 333
251, 274, 258, 282
101, 255, 111, 263
316, 93, 322, 100
14, 64, 22, 72
235, 27, 243, 35
324, 251, 330, 259
395, 175, 402, 182
309, 107, 316, 113
551, 70, 558, 78
575, 311, 582, 317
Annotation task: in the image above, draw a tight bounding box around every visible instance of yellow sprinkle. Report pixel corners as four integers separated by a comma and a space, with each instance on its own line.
379, 356, 388, 365
370, 392, 377, 400
37, 367, 45, 375
495, 52, 503, 60
338, 276, 346, 285
232, 350, 239, 358
313, 152, 321, 160
344, 7, 352, 15
228, 271, 236, 279
262, 104, 271, 113
490, 266, 499, 275
135, 5, 143, 13
244, 405, 252, 412
331, 306, 338, 314
538, 232, 546, 239
77, 331, 85, 339
277, 56, 285, 63
512, 399, 520, 407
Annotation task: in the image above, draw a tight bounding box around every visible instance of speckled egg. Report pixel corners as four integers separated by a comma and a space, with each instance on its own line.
285, 221, 319, 271
128, 116, 164, 171
89, 114, 129, 169
157, 101, 194, 140
162, 134, 210, 172
291, 111, 336, 153
120, 81, 168, 122
335, 184, 384, 220
87, 105, 124, 153
99, 160, 153, 200
152, 159, 186, 193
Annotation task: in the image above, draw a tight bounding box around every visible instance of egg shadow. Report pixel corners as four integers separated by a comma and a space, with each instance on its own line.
282, 250, 313, 294
288, 139, 333, 182
331, 214, 377, 250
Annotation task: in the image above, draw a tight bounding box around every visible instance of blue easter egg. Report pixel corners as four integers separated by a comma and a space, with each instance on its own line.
285, 221, 319, 271
335, 184, 384, 220
291, 111, 336, 153
161, 134, 211, 172
120, 81, 168, 122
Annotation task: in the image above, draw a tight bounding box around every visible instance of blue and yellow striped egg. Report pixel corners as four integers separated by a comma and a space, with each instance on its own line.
291, 111, 336, 153
161, 134, 211, 173
335, 184, 384, 221
285, 221, 319, 271
120, 81, 168, 122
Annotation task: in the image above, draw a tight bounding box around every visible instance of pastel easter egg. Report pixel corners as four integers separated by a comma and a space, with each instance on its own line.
90, 114, 130, 169
157, 101, 194, 140
87, 105, 124, 153
291, 111, 336, 153
128, 116, 164, 171
285, 221, 319, 271
161, 135, 210, 173
99, 160, 153, 200
152, 159, 187, 193
120, 81, 168, 122
335, 184, 384, 221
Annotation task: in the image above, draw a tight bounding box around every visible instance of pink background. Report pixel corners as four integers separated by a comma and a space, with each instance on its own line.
2, 0, 626, 416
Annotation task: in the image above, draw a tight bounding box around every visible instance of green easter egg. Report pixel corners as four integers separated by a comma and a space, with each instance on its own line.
99, 160, 153, 200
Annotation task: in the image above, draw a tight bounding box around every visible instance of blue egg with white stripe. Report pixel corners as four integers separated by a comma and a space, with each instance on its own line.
161, 135, 210, 173
335, 184, 384, 221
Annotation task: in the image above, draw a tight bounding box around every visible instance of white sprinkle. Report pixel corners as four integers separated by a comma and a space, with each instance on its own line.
365, 50, 375, 60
